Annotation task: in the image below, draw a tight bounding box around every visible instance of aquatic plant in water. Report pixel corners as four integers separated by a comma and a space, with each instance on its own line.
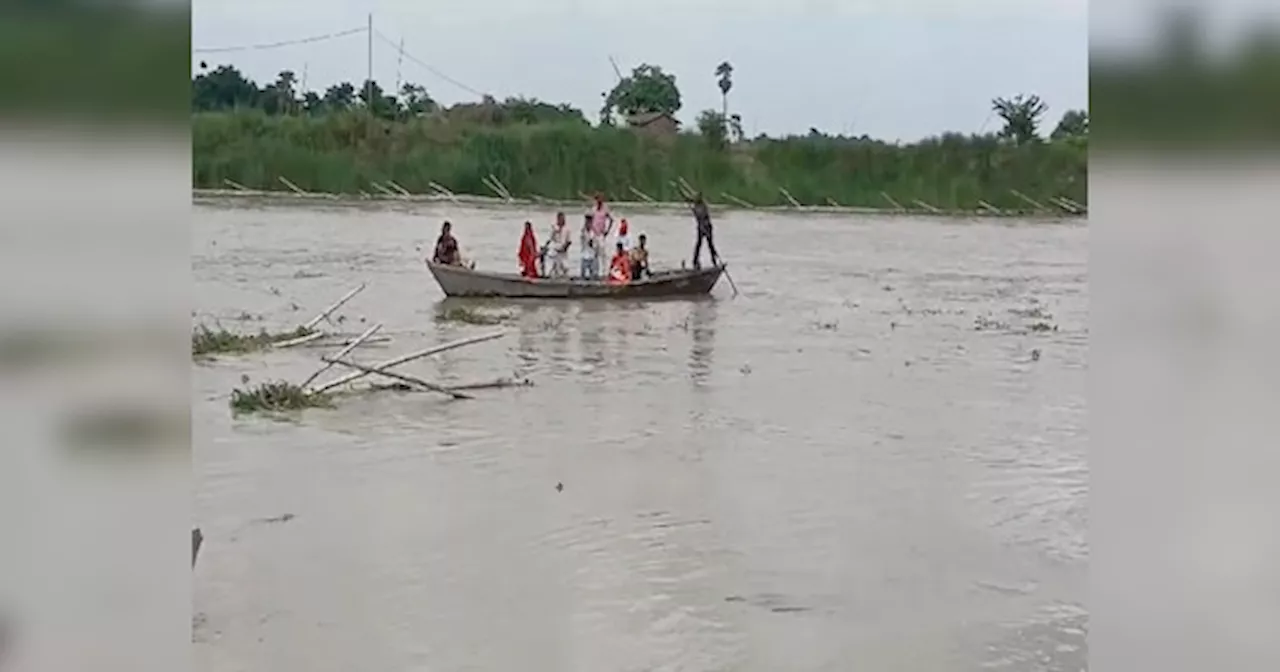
229, 381, 333, 413
435, 306, 510, 325
191, 324, 314, 356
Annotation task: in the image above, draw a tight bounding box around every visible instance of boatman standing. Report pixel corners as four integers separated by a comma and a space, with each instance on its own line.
688, 192, 721, 269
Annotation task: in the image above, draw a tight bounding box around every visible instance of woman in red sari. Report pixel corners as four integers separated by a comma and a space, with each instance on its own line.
517, 221, 540, 278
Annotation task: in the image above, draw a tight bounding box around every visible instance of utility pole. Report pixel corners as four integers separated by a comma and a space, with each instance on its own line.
395, 36, 405, 99
366, 12, 374, 133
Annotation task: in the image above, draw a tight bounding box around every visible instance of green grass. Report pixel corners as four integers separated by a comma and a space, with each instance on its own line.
192, 110, 1087, 212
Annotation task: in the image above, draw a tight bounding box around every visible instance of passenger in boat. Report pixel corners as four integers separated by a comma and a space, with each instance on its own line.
616, 218, 631, 250
579, 217, 599, 279
518, 221, 540, 278
687, 192, 721, 269
433, 221, 461, 265
590, 192, 614, 274
607, 241, 632, 284
547, 212, 572, 277
629, 233, 651, 279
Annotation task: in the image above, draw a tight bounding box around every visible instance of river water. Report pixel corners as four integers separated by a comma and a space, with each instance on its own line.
192, 199, 1087, 672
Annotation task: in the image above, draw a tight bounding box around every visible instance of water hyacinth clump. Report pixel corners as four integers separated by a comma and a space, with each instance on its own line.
436, 306, 511, 325
229, 381, 333, 414
191, 324, 314, 356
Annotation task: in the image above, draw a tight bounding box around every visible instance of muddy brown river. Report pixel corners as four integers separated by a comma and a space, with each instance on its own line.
192, 199, 1087, 671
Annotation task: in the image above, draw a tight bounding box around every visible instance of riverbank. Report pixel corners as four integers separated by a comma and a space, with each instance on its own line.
192, 110, 1087, 215
192, 188, 1085, 219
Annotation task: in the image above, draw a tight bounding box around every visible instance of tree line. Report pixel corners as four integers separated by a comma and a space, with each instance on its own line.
192, 62, 588, 126
193, 61, 1086, 146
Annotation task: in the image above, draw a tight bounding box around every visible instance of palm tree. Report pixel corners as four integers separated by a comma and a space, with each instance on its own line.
715, 61, 733, 120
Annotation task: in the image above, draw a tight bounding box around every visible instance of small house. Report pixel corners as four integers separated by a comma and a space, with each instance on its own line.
625, 111, 680, 137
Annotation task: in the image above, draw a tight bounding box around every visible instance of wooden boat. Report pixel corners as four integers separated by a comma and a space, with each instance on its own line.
426, 261, 725, 298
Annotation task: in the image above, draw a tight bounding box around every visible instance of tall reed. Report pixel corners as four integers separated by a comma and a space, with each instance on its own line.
193, 110, 1087, 211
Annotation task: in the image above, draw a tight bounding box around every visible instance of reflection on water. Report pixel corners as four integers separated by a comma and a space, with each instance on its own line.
687, 299, 717, 384
193, 202, 1087, 672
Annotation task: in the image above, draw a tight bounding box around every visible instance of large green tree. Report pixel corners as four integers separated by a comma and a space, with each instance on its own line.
191, 64, 259, 111
1051, 109, 1088, 139
992, 94, 1048, 144
600, 64, 681, 125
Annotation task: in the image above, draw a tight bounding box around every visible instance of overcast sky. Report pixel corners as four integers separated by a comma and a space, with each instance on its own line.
192, 0, 1088, 141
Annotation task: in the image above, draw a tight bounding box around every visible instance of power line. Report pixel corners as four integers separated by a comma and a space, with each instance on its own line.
373, 30, 487, 97
193, 26, 367, 54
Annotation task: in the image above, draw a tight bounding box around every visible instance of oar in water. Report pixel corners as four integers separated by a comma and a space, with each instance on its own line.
721, 264, 740, 297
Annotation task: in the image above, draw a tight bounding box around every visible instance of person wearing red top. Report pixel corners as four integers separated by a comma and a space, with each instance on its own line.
607, 241, 632, 284
517, 221, 540, 278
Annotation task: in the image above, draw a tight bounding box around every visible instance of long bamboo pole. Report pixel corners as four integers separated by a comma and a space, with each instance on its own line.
308, 330, 506, 394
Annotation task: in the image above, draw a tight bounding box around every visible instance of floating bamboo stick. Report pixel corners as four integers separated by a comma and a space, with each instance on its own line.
628, 186, 656, 203
779, 187, 802, 208
299, 323, 383, 388
386, 180, 412, 197
881, 191, 905, 211
1051, 196, 1085, 214
447, 377, 534, 392
1010, 189, 1047, 211
302, 283, 366, 331
826, 197, 840, 207
272, 331, 327, 348
298, 334, 392, 348
977, 200, 1003, 215
1049, 197, 1076, 213
913, 199, 942, 214
427, 181, 461, 204
223, 178, 250, 192
322, 356, 472, 400
721, 192, 754, 208
677, 176, 696, 197
670, 181, 694, 201
278, 176, 307, 195
482, 175, 508, 200
1058, 195, 1085, 211
309, 330, 506, 394
372, 182, 398, 198
489, 174, 514, 201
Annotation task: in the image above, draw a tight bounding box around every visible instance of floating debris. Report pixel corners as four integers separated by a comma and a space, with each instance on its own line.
974, 315, 1011, 331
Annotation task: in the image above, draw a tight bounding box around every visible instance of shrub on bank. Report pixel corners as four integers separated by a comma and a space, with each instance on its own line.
192, 110, 1087, 210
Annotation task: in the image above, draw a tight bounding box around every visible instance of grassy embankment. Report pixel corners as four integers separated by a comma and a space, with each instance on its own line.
192, 110, 1087, 212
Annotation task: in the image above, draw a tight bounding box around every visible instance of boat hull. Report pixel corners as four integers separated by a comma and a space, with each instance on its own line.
426, 261, 724, 298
